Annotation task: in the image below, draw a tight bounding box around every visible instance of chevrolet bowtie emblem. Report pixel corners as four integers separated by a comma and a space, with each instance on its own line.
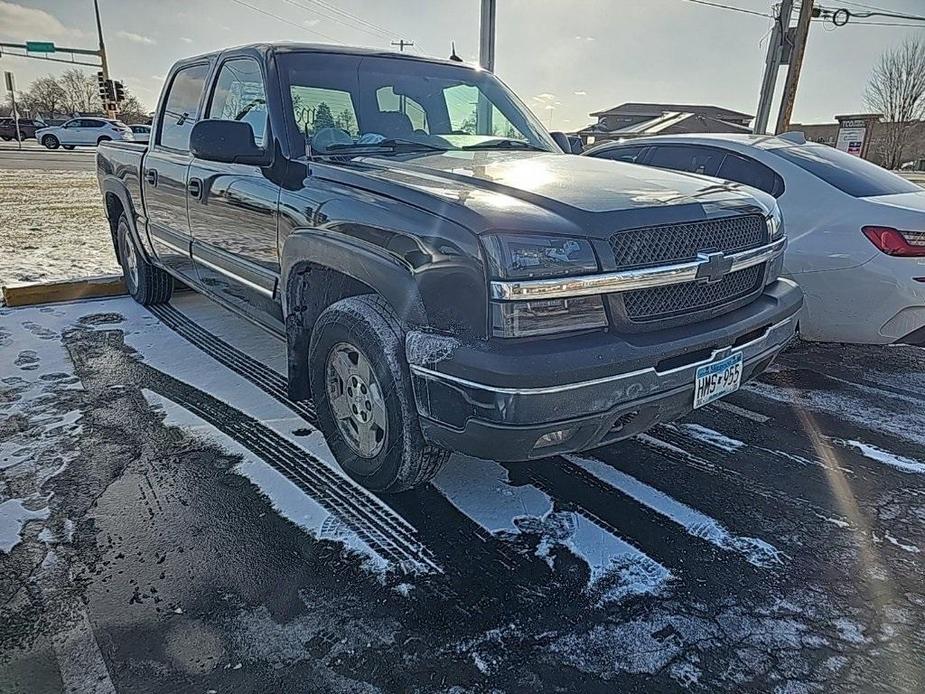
695, 251, 734, 283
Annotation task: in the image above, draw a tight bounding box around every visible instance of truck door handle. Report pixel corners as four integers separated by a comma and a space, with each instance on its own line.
144, 169, 157, 186
187, 178, 203, 200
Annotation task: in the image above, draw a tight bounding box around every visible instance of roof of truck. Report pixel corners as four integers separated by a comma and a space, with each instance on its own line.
177, 42, 475, 70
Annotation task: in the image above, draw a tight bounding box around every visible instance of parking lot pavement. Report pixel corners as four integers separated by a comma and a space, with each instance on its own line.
1, 293, 924, 693
0, 142, 97, 172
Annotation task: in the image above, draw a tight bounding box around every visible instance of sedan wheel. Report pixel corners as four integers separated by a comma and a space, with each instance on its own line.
42, 135, 59, 150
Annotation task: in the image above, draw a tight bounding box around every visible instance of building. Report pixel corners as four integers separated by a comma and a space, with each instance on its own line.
577, 102, 753, 146
791, 114, 925, 169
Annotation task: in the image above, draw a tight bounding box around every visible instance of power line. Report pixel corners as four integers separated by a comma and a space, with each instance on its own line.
678, 0, 772, 18
227, 0, 343, 43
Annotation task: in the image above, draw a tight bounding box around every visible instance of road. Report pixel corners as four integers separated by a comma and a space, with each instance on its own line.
0, 141, 97, 172
1, 291, 924, 693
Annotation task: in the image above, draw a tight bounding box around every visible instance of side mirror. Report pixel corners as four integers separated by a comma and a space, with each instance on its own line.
549, 130, 583, 154
190, 120, 270, 166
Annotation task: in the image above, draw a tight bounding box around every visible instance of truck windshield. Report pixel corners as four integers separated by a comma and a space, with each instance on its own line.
278, 51, 558, 156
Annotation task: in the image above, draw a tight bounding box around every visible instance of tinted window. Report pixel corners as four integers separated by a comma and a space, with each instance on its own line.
159, 63, 209, 151
595, 145, 644, 163
717, 153, 783, 196
647, 145, 723, 176
82, 119, 105, 128
769, 144, 920, 197
208, 58, 268, 146
376, 86, 427, 133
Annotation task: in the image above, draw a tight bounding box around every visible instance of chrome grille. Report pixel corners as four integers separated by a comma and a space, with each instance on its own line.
624, 264, 765, 322
609, 214, 767, 270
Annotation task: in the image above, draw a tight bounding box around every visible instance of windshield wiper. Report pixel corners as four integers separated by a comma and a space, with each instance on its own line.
319, 137, 450, 156
460, 138, 546, 151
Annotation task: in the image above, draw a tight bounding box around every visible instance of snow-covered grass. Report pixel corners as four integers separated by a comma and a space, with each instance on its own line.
0, 169, 119, 289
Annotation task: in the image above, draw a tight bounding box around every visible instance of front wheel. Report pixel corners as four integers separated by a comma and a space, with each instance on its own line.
42, 135, 59, 149
309, 295, 449, 492
97, 136, 111, 146
116, 215, 173, 305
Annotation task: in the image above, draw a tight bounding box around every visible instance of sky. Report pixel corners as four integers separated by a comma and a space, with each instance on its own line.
0, 0, 923, 129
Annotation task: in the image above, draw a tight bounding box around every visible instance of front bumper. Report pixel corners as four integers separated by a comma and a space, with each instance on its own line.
409, 279, 802, 461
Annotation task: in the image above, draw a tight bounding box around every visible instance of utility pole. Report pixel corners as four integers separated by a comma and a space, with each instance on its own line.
477, 0, 496, 135
754, 0, 793, 134
94, 0, 116, 118
478, 0, 496, 72
4, 71, 22, 150
775, 0, 814, 134
390, 40, 413, 52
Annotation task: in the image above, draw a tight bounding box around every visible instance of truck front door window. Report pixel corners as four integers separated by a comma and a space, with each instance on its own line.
208, 58, 268, 146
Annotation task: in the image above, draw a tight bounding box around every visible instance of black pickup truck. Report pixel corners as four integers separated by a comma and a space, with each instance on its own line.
97, 43, 802, 491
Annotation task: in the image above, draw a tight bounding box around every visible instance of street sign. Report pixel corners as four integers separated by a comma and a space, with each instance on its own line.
25, 41, 56, 53
4, 71, 14, 93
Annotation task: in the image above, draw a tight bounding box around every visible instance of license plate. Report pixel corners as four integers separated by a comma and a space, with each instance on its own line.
694, 351, 743, 409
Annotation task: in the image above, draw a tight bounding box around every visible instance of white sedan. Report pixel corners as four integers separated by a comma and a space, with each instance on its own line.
584, 134, 925, 345
35, 117, 134, 150
129, 124, 151, 143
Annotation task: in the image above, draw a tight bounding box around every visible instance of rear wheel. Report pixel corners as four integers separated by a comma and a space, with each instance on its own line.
309, 294, 449, 492
116, 215, 173, 305
42, 134, 59, 149
97, 136, 111, 145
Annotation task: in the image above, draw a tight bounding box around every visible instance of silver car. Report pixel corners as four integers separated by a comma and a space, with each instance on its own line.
584, 134, 925, 345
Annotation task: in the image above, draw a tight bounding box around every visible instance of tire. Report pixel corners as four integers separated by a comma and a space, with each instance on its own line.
309, 294, 449, 492
97, 136, 111, 146
62, 145, 74, 150
116, 215, 173, 306
1, 136, 11, 141
42, 134, 59, 149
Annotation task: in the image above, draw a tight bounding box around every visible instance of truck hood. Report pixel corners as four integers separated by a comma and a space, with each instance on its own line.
321, 149, 771, 238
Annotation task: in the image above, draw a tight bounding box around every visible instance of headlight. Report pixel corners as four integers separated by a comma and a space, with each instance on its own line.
482, 233, 598, 280
767, 205, 783, 241
483, 234, 607, 337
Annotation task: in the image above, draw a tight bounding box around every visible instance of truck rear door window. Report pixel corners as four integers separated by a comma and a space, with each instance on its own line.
159, 63, 209, 152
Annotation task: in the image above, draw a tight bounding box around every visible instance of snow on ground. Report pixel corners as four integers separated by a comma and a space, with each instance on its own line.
0, 169, 119, 289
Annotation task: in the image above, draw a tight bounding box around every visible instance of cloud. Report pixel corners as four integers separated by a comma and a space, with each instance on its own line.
532, 93, 556, 102
574, 90, 587, 96
574, 35, 596, 41
0, 1, 80, 40
180, 37, 193, 44
117, 31, 156, 45
303, 19, 319, 27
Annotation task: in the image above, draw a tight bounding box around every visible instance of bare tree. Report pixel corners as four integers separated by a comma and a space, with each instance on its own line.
19, 75, 68, 117
57, 68, 102, 114
864, 37, 925, 169
117, 92, 149, 123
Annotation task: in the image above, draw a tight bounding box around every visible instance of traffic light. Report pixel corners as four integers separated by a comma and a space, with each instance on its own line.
97, 72, 122, 103
97, 71, 108, 101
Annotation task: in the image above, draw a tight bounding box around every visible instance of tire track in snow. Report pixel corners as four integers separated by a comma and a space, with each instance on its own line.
68, 320, 440, 575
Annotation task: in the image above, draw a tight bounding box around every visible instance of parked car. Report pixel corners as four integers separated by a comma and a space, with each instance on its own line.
584, 134, 925, 345
97, 43, 801, 491
129, 124, 151, 143
0, 117, 42, 141
36, 118, 134, 149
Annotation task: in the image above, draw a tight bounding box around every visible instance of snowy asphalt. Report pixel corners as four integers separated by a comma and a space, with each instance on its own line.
1, 292, 924, 693
0, 143, 96, 172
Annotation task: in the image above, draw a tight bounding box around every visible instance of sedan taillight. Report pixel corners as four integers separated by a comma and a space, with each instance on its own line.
861, 226, 925, 257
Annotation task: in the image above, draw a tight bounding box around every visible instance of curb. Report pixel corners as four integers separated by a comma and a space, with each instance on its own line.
2, 274, 126, 307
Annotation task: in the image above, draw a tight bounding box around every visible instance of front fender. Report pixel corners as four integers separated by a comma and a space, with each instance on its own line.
280, 228, 428, 326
